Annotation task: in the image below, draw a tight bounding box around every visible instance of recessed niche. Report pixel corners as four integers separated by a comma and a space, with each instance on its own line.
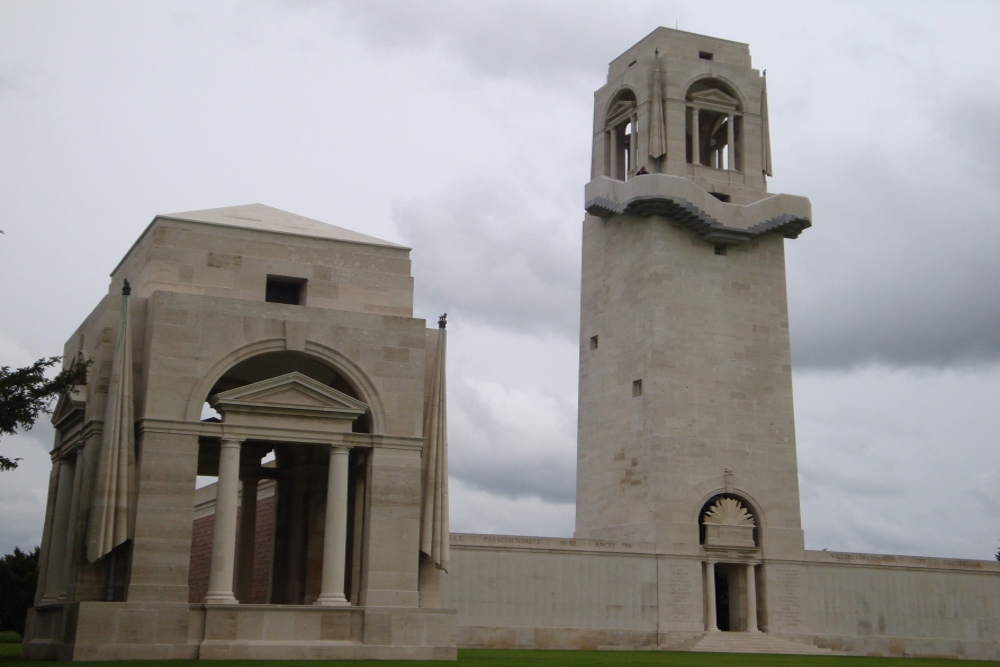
266, 275, 306, 305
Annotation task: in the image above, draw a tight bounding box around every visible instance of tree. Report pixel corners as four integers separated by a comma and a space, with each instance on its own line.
0, 546, 39, 635
0, 357, 89, 471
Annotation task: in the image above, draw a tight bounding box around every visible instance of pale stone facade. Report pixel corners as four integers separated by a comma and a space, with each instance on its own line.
24, 26, 1000, 662
24, 205, 454, 660
441, 28, 1000, 660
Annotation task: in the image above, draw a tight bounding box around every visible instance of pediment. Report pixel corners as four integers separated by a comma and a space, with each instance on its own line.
607, 99, 637, 124
609, 99, 636, 116
51, 388, 86, 430
688, 88, 740, 109
210, 372, 368, 421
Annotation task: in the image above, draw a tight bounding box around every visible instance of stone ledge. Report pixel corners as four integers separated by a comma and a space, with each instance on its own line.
584, 175, 811, 243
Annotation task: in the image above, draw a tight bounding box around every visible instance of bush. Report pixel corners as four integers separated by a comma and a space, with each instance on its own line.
0, 547, 39, 635
0, 630, 21, 643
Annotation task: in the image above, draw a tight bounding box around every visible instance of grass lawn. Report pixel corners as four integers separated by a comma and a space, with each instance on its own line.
2, 646, 998, 667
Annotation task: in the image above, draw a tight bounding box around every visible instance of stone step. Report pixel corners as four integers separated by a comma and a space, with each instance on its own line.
687, 631, 838, 655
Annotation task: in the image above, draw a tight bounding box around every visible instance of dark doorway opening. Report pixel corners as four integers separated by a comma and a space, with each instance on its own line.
715, 568, 731, 631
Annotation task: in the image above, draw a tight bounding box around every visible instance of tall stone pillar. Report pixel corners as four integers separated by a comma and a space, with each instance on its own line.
40, 458, 74, 604
609, 130, 618, 180
705, 561, 718, 632
746, 563, 759, 632
59, 447, 85, 601
727, 114, 735, 170
34, 465, 61, 605
204, 438, 242, 604
691, 107, 700, 165
235, 476, 259, 603
631, 112, 639, 174
315, 445, 350, 606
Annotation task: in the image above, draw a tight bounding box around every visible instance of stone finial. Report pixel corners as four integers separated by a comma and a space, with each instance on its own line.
122, 279, 131, 296
438, 313, 447, 329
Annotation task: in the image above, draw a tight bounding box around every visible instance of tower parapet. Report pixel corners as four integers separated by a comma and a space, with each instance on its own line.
590, 28, 791, 209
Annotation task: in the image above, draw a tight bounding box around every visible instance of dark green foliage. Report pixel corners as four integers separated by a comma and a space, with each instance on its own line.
0, 547, 39, 636
0, 356, 89, 470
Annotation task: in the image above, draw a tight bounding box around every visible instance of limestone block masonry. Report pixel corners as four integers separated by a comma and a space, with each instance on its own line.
440, 27, 1000, 661
24, 26, 1000, 662
24, 204, 456, 660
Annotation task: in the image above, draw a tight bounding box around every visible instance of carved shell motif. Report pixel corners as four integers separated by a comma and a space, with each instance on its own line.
702, 497, 755, 527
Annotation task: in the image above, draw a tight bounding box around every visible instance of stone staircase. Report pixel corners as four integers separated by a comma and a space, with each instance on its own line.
681, 631, 838, 655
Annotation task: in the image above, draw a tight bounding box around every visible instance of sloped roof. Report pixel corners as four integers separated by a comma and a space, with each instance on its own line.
158, 203, 406, 249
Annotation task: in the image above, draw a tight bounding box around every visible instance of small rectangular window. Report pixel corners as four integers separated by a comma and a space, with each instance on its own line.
710, 192, 731, 203
590, 335, 599, 351
632, 379, 643, 397
266, 275, 306, 305
699, 51, 714, 60
714, 244, 728, 256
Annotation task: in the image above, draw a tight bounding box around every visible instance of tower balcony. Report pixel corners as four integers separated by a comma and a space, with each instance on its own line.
584, 174, 811, 245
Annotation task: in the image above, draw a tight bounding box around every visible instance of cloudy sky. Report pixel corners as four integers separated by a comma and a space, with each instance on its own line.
1, 1, 998, 561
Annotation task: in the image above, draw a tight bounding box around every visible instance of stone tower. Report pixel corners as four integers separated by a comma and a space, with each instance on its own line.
574, 28, 812, 563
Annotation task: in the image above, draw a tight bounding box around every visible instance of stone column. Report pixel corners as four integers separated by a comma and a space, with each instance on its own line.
746, 563, 760, 632
705, 561, 718, 631
204, 438, 242, 604
234, 476, 259, 603
34, 465, 61, 605
691, 107, 700, 165
40, 458, 74, 604
315, 445, 350, 606
59, 448, 85, 601
631, 112, 638, 176
609, 130, 618, 180
727, 113, 736, 170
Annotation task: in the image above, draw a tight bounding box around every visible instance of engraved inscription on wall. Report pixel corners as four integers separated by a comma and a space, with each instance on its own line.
768, 565, 802, 629
662, 560, 698, 622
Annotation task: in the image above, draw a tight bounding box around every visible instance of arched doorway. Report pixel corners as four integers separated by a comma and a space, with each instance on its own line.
190, 351, 374, 606
604, 89, 638, 180
699, 494, 761, 632
685, 78, 743, 171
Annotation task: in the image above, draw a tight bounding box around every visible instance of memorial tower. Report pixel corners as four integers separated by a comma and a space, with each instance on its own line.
574, 28, 812, 567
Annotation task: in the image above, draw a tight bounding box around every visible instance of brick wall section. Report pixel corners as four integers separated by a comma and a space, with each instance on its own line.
252, 493, 275, 603
188, 513, 214, 603
187, 494, 276, 604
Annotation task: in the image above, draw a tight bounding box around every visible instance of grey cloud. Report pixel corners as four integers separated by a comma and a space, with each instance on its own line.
942, 93, 1000, 186
794, 365, 1000, 559
448, 380, 576, 504
799, 461, 906, 499
395, 178, 581, 339
0, 425, 54, 555
786, 146, 1000, 370
303, 0, 673, 87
